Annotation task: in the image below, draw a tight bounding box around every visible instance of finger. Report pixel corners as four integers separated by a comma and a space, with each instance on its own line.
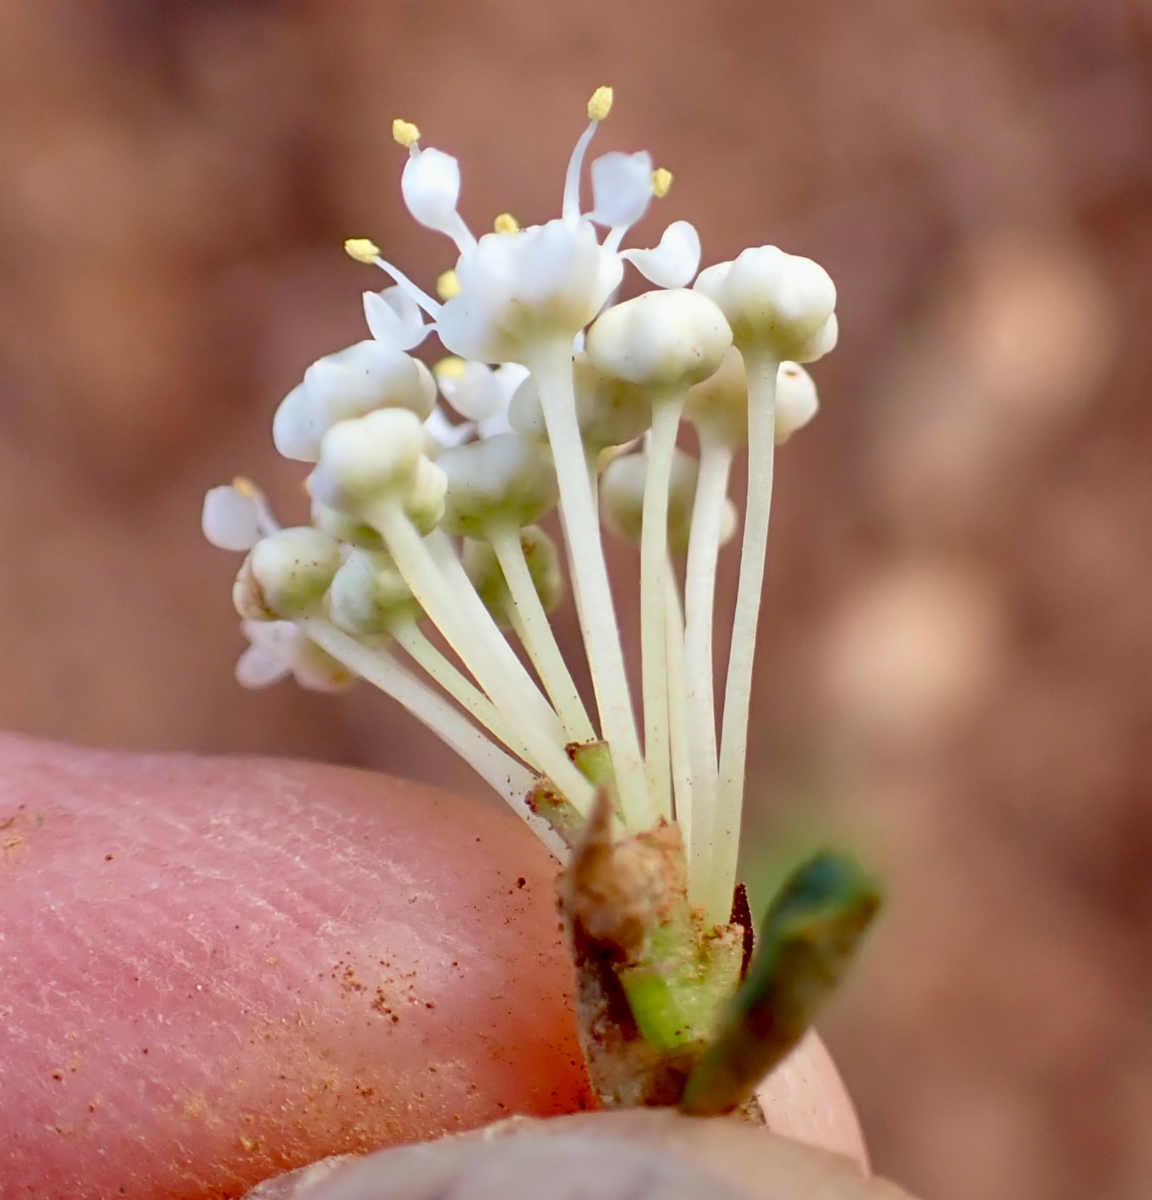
0, 730, 590, 1199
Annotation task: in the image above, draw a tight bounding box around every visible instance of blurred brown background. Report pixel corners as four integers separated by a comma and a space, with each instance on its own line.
1, 1, 1150, 1197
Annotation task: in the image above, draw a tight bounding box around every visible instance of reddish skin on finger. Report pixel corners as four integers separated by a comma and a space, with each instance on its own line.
0, 731, 592, 1199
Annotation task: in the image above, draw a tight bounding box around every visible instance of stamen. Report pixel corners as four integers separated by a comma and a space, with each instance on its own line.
563, 86, 613, 221
344, 238, 381, 264
652, 168, 673, 198
392, 118, 421, 149
367, 254, 443, 319
493, 212, 520, 235
433, 355, 466, 381
436, 269, 462, 300
587, 86, 614, 121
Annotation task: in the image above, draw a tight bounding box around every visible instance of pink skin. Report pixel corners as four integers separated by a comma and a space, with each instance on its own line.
0, 731, 865, 1198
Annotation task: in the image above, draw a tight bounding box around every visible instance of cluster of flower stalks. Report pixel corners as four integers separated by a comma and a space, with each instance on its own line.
204, 88, 870, 1109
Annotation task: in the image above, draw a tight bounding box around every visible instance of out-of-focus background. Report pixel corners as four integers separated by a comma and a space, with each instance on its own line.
1, 2, 1150, 1196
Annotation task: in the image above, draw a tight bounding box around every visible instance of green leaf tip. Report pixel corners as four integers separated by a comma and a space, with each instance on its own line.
679, 848, 882, 1117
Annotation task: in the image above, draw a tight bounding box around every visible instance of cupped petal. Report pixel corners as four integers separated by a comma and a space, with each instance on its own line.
202, 486, 262, 552
364, 287, 428, 351
272, 383, 324, 463
438, 361, 504, 422
235, 644, 293, 688
401, 148, 471, 246
589, 151, 654, 230
424, 405, 476, 449
622, 221, 702, 289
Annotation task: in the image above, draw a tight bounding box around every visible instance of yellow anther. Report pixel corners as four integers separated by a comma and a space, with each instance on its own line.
652, 168, 673, 199
436, 269, 461, 300
587, 86, 614, 121
493, 212, 520, 235
344, 238, 380, 264
434, 356, 467, 381
231, 476, 260, 499
392, 119, 421, 148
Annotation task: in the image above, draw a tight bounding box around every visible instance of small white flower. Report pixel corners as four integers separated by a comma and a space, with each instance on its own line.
438, 218, 623, 363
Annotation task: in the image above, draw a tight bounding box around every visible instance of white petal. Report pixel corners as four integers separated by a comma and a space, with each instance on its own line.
439, 361, 503, 421
622, 221, 702, 288
424, 405, 476, 448
401, 148, 467, 241
272, 382, 325, 462
589, 151, 654, 229
291, 640, 357, 693
363, 287, 428, 350
202, 486, 262, 551
235, 644, 292, 688
477, 407, 513, 439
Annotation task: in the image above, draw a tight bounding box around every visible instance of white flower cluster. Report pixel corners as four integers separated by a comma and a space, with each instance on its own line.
203, 88, 837, 919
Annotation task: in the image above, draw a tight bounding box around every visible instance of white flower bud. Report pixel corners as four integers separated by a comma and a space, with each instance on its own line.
403, 455, 449, 535
233, 527, 342, 621
274, 342, 435, 463
685, 350, 822, 447
600, 449, 736, 555
509, 354, 652, 451
585, 288, 732, 391
694, 247, 837, 361
461, 538, 509, 626
309, 408, 429, 515
684, 345, 748, 448
202, 486, 261, 552
774, 362, 820, 443
621, 221, 702, 289
311, 499, 385, 550
519, 524, 565, 613
327, 550, 418, 637
438, 433, 558, 536
589, 151, 653, 229
462, 525, 563, 628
